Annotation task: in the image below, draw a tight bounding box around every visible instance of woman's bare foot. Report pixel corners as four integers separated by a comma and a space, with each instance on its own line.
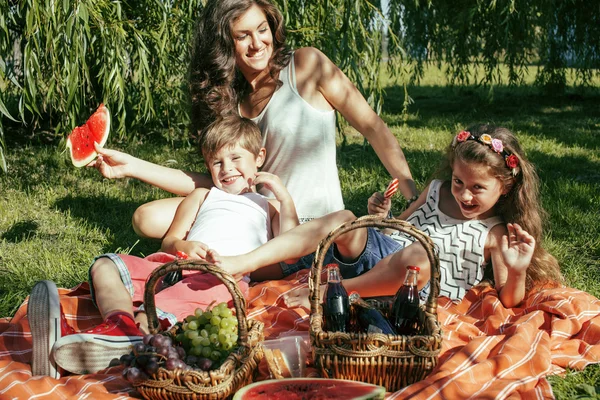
283, 286, 310, 309
283, 284, 326, 309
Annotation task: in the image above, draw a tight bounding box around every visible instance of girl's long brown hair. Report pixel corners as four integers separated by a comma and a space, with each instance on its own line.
436, 124, 563, 290
188, 0, 292, 138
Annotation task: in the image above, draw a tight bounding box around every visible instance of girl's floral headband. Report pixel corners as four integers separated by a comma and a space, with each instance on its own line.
452, 130, 520, 175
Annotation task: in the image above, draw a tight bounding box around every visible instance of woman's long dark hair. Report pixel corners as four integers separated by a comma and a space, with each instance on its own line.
189, 0, 292, 138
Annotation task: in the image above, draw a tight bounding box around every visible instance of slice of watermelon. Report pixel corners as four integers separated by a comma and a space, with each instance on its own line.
66, 104, 110, 167
233, 378, 386, 400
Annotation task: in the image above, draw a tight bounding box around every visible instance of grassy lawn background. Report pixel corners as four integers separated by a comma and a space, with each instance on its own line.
0, 63, 599, 397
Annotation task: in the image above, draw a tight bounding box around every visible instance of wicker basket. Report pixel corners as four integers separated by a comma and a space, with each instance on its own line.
309, 215, 443, 391
135, 259, 264, 400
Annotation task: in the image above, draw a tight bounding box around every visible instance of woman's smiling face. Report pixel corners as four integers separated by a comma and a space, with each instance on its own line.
231, 4, 274, 79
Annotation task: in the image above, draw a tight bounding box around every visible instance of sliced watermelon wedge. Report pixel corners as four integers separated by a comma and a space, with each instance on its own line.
233, 378, 386, 400
66, 104, 110, 167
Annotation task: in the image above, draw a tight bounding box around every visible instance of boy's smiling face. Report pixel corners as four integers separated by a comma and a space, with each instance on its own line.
208, 143, 265, 195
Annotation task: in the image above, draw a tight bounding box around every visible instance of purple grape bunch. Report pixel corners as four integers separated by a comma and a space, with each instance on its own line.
113, 332, 216, 384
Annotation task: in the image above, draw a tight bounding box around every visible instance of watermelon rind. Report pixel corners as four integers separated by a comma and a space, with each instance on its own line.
233, 378, 386, 400
66, 104, 110, 168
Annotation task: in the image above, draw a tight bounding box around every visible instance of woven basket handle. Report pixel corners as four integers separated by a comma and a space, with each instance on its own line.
309, 215, 440, 334
143, 259, 249, 348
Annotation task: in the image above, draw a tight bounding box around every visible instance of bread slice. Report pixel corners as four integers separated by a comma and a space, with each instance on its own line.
264, 348, 292, 379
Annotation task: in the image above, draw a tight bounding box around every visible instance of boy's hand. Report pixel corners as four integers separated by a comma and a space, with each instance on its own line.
501, 223, 535, 275
87, 143, 133, 179
367, 192, 392, 218
177, 241, 210, 260
252, 172, 292, 202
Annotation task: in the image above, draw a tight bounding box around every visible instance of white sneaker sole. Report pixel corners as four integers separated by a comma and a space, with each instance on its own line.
53, 333, 143, 374
28, 280, 61, 378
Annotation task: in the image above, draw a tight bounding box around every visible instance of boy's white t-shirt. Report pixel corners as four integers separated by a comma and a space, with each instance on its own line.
186, 187, 272, 256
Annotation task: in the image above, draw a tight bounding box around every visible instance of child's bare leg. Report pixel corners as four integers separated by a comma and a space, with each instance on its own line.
282, 228, 368, 309
50, 258, 145, 375
132, 197, 183, 239
332, 227, 368, 262
90, 258, 135, 319
210, 210, 360, 276
342, 242, 431, 298
134, 312, 149, 334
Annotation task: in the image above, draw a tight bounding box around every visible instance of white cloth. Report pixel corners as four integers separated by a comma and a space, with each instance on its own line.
244, 53, 345, 222
390, 179, 503, 301
187, 188, 272, 256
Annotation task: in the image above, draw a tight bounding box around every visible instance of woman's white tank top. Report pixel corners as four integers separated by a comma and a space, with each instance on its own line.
243, 53, 345, 222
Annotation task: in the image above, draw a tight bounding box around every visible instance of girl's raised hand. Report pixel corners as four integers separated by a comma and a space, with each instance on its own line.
501, 223, 535, 274
87, 143, 133, 179
367, 191, 392, 218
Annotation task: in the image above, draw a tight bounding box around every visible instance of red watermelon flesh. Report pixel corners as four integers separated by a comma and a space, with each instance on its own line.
66, 104, 110, 167
233, 378, 386, 400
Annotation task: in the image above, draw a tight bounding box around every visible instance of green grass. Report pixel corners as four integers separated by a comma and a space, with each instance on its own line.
1, 64, 599, 397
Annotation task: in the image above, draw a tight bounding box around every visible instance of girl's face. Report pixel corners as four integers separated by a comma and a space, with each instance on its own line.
231, 4, 274, 79
208, 143, 266, 195
450, 159, 507, 220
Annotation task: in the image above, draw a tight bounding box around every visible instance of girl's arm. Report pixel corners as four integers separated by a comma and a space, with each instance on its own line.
366, 183, 430, 235
488, 223, 534, 307
161, 188, 211, 258
90, 143, 212, 196
294, 47, 418, 201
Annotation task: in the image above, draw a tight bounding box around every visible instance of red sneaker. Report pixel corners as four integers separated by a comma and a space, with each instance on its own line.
60, 305, 76, 336
52, 312, 143, 375
28, 280, 63, 378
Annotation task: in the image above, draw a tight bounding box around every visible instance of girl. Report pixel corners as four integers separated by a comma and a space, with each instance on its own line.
207, 125, 563, 308
89, 0, 418, 246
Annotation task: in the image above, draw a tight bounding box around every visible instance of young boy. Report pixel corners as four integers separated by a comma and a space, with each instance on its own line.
28, 115, 300, 377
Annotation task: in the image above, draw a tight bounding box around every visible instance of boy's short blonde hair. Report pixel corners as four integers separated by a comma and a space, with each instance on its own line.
200, 115, 263, 163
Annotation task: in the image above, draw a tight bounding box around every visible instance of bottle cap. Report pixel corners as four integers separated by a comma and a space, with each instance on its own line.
348, 292, 359, 302
325, 263, 339, 269
407, 265, 420, 272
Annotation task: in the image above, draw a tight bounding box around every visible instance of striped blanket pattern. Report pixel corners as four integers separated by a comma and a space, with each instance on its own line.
1, 269, 599, 399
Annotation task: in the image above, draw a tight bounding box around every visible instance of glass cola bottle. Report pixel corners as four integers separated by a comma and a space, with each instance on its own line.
390, 265, 420, 335
323, 264, 350, 332
349, 292, 396, 334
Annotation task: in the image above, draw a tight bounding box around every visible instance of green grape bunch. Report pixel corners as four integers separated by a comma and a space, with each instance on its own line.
176, 302, 239, 365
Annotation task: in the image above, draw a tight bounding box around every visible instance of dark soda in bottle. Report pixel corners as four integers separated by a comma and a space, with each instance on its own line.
323, 264, 350, 332
348, 292, 396, 334
390, 265, 420, 335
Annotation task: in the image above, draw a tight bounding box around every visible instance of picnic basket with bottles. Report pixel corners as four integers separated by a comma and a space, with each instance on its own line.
309, 215, 443, 391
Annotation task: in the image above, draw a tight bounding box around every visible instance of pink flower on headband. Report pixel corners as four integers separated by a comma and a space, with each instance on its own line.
491, 138, 503, 153
506, 154, 519, 169
457, 130, 470, 142
480, 134, 492, 144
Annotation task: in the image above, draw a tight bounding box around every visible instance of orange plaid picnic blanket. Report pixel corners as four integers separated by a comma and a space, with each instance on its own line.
1, 270, 599, 399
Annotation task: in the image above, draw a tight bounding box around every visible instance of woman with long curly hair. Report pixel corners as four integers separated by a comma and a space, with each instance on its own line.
90, 0, 418, 274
